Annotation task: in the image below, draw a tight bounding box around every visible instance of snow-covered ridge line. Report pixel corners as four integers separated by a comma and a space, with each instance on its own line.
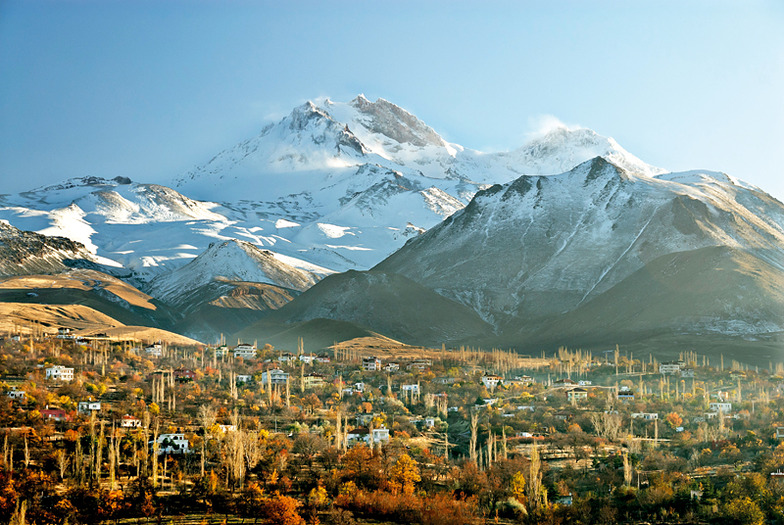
0, 95, 776, 313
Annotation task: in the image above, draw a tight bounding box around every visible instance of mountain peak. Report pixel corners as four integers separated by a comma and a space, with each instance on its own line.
513, 123, 665, 178
288, 101, 334, 131
348, 95, 445, 148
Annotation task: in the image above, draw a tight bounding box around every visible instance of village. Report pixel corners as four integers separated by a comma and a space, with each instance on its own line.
1, 328, 783, 524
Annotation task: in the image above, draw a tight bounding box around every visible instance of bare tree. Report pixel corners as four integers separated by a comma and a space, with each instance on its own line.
470, 411, 479, 462
198, 404, 217, 476
55, 449, 68, 480
623, 450, 632, 486
527, 444, 543, 511
589, 411, 623, 442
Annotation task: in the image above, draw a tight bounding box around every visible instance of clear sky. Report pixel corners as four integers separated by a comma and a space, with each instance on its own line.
1, 1, 783, 201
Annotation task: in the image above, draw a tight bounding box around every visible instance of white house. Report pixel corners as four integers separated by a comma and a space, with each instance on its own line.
6, 388, 26, 401
406, 360, 432, 371
371, 427, 390, 444
236, 374, 252, 384
383, 362, 400, 372
709, 402, 732, 413
567, 388, 589, 402
56, 327, 74, 339
303, 373, 326, 389
299, 354, 316, 364
401, 383, 420, 394
362, 357, 381, 371
46, 365, 74, 382
78, 400, 101, 413
233, 344, 257, 359
261, 368, 289, 385
154, 433, 191, 454
631, 412, 659, 420
659, 361, 682, 375
349, 426, 390, 445
145, 343, 163, 357
481, 374, 503, 390
121, 415, 142, 428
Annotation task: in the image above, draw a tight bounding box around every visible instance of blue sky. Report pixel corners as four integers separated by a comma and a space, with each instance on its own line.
1, 1, 783, 201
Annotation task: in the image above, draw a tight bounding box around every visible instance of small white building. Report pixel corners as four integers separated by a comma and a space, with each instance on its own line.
145, 343, 163, 357
362, 357, 381, 371
371, 427, 390, 444
659, 362, 682, 375
349, 426, 390, 445
709, 402, 732, 413
121, 415, 142, 428
631, 412, 659, 420
303, 372, 326, 389
214, 346, 230, 358
56, 327, 74, 339
6, 388, 26, 401
401, 383, 420, 394
299, 354, 316, 364
567, 388, 588, 402
45, 365, 74, 382
236, 374, 252, 384
261, 368, 289, 385
481, 374, 503, 390
383, 362, 400, 372
78, 400, 101, 413
234, 344, 257, 359
406, 359, 432, 371
278, 353, 296, 363
154, 433, 191, 454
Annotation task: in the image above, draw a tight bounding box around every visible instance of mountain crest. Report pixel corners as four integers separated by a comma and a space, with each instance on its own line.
513, 125, 664, 178
348, 95, 445, 148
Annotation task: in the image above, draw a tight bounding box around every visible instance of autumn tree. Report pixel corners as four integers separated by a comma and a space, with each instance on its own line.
665, 412, 683, 429
388, 453, 421, 494
511, 471, 526, 503
338, 446, 383, 491
259, 493, 305, 525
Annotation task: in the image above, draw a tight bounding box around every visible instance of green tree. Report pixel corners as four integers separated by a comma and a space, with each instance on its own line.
719, 496, 764, 525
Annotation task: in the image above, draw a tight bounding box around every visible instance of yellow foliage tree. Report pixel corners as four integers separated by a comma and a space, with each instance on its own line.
511, 471, 526, 503
389, 453, 421, 494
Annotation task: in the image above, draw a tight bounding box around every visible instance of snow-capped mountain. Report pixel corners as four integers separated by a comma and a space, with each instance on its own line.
377, 157, 784, 324
0, 96, 653, 294
5, 94, 781, 353
0, 220, 94, 277
257, 156, 784, 352
150, 239, 320, 305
